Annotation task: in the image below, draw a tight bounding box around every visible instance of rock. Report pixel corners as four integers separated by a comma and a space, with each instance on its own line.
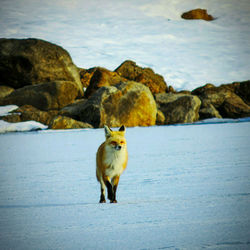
59, 99, 87, 120
79, 81, 157, 128
156, 109, 165, 125
181, 9, 214, 21
49, 116, 93, 129
79, 68, 95, 89
84, 67, 126, 98
1, 105, 58, 125
199, 104, 222, 120
218, 96, 250, 118
192, 81, 250, 119
0, 81, 79, 111
115, 60, 167, 94
0, 38, 83, 96
234, 80, 250, 106
0, 86, 14, 98
193, 84, 233, 108
192, 83, 215, 96
155, 93, 201, 124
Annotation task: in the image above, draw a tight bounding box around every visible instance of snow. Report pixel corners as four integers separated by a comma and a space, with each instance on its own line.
0, 105, 48, 133
0, 123, 250, 249
0, 0, 250, 90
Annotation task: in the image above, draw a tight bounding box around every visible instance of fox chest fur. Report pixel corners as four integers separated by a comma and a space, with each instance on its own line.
103, 144, 127, 179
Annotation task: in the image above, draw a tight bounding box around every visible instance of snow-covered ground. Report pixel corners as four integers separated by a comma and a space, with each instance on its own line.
1, 0, 250, 90
0, 122, 250, 249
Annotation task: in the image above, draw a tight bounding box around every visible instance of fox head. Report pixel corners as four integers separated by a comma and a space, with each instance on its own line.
104, 125, 126, 151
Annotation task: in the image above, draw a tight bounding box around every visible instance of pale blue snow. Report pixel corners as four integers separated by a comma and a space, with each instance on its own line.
0, 123, 250, 249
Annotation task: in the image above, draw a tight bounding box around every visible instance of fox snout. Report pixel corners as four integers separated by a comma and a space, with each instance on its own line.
115, 145, 122, 151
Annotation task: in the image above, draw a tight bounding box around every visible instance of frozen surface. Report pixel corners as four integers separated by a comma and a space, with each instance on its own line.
1, 0, 250, 90
0, 106, 48, 133
0, 123, 250, 249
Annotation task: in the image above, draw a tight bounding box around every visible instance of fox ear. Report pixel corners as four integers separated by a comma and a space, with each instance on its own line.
119, 125, 125, 132
104, 125, 112, 138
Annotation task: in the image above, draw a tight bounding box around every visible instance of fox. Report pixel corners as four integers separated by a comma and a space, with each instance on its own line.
96, 125, 128, 203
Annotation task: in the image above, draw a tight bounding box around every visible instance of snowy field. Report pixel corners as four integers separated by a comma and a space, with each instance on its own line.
0, 122, 250, 249
1, 0, 250, 90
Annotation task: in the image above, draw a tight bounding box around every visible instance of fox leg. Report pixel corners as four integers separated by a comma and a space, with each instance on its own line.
102, 175, 114, 202
99, 179, 106, 203
111, 176, 120, 203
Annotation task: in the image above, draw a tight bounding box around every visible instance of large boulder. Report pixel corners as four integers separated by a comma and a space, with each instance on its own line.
192, 81, 250, 118
0, 38, 83, 96
155, 93, 201, 124
115, 60, 167, 94
234, 80, 250, 106
199, 104, 222, 120
218, 96, 250, 118
79, 81, 157, 128
0, 81, 79, 111
49, 116, 93, 129
0, 86, 14, 98
84, 67, 126, 98
181, 9, 214, 21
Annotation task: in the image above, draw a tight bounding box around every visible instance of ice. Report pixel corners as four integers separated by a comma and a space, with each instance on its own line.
0, 122, 250, 249
0, 105, 48, 133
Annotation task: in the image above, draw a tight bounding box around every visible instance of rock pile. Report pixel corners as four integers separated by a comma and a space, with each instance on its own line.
0, 38, 250, 130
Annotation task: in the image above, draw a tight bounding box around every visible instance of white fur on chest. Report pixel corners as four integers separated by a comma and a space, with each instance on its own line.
104, 147, 126, 178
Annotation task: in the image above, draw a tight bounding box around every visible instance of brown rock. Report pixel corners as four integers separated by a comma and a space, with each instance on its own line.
79, 81, 157, 128
59, 99, 87, 120
0, 38, 83, 96
49, 115, 93, 129
84, 67, 126, 98
155, 93, 201, 124
0, 81, 79, 111
115, 60, 167, 94
234, 80, 250, 106
0, 86, 14, 98
218, 96, 250, 118
199, 104, 222, 120
181, 9, 214, 21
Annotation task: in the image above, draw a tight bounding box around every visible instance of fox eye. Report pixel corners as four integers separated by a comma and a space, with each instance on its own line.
111, 141, 117, 146
120, 141, 125, 144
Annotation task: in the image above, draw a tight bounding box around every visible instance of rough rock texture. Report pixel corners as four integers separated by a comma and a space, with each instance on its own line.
155, 93, 201, 124
218, 96, 250, 118
115, 60, 167, 94
59, 99, 87, 120
192, 81, 250, 119
79, 81, 157, 128
84, 67, 126, 98
199, 104, 222, 120
234, 80, 250, 106
0, 85, 14, 98
0, 38, 83, 96
49, 116, 93, 129
0, 81, 79, 111
181, 9, 214, 21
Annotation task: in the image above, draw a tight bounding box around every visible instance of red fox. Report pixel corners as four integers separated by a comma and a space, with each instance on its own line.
96, 125, 128, 203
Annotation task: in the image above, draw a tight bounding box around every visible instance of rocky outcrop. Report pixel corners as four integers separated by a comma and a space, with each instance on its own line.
115, 60, 167, 94
0, 86, 14, 98
84, 67, 126, 98
192, 82, 250, 119
0, 81, 79, 111
181, 9, 214, 21
1, 105, 58, 125
49, 116, 93, 129
0, 38, 83, 96
155, 93, 201, 124
79, 81, 157, 128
